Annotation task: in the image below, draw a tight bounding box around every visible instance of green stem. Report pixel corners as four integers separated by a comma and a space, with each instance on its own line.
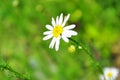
0, 64, 30, 80
69, 38, 103, 74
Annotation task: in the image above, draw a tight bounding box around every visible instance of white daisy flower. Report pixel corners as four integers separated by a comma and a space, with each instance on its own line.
100, 67, 119, 80
43, 13, 78, 51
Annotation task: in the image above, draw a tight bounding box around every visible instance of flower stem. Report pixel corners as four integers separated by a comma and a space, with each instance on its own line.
0, 64, 30, 80
69, 38, 103, 74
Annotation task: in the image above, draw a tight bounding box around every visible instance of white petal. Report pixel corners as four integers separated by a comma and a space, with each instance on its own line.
43, 34, 53, 40
67, 30, 78, 36
104, 68, 110, 72
43, 31, 52, 35
62, 14, 70, 27
99, 75, 104, 80
62, 35, 69, 43
55, 38, 60, 51
62, 30, 72, 37
62, 30, 77, 38
45, 25, 53, 30
49, 38, 56, 48
56, 16, 59, 25
52, 18, 56, 27
64, 24, 76, 30
111, 68, 119, 78
104, 68, 109, 78
58, 13, 63, 25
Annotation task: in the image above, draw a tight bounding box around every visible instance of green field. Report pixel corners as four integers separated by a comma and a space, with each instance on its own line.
0, 0, 120, 80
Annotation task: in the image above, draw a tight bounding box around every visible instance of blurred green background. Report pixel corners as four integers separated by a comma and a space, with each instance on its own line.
0, 0, 120, 80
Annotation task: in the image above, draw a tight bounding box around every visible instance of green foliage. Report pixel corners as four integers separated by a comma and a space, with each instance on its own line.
0, 0, 120, 80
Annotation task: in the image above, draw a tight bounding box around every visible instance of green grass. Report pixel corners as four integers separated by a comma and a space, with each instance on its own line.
0, 0, 120, 80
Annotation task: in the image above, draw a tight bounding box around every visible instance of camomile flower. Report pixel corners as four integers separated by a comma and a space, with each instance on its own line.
43, 13, 78, 51
100, 67, 119, 80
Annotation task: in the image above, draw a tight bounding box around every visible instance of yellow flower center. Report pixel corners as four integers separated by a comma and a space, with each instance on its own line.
52, 25, 63, 38
107, 72, 113, 78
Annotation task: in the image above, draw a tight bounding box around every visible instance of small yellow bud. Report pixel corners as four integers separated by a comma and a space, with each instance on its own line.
68, 45, 76, 53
